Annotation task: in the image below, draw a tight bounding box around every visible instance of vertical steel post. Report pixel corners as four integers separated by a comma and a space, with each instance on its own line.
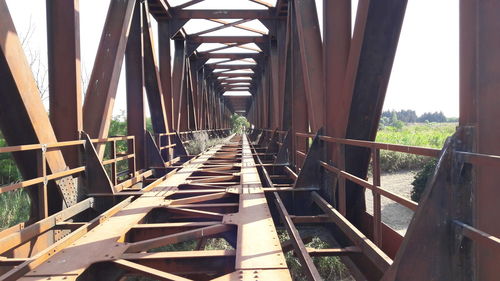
460, 0, 500, 279
172, 40, 186, 131
126, 1, 146, 170
158, 21, 174, 130
323, 0, 351, 147
46, 0, 83, 168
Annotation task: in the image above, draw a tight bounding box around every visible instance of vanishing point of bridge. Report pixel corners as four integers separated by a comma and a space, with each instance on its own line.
0, 0, 499, 280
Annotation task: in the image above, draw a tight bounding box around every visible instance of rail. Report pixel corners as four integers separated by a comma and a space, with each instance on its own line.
154, 132, 177, 156
0, 136, 136, 218
294, 131, 500, 248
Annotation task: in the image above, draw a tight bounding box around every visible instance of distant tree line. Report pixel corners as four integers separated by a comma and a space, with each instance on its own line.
380, 110, 457, 127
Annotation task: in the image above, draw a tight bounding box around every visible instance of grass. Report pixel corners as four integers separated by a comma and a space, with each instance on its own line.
184, 132, 227, 155
0, 189, 30, 230
279, 231, 353, 281
376, 122, 456, 148
375, 123, 455, 172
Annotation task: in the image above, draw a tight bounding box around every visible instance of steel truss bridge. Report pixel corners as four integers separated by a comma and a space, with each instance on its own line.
0, 0, 499, 280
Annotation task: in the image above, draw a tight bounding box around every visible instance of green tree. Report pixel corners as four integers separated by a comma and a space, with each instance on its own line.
230, 114, 250, 134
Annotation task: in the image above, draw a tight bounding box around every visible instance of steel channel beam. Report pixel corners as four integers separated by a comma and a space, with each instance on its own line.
170, 9, 276, 19
0, 0, 77, 210
172, 40, 186, 131
46, 0, 83, 169
126, 0, 146, 170
323, 0, 351, 157
187, 36, 267, 44
460, 0, 500, 279
293, 0, 325, 132
225, 135, 292, 279
82, 0, 135, 157
158, 20, 174, 130
343, 0, 407, 227
142, 2, 170, 134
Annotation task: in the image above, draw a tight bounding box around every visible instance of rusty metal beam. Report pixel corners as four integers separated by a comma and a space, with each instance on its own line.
126, 0, 145, 171
293, 0, 325, 132
159, 20, 174, 130
212, 73, 255, 78
171, 9, 275, 19
274, 192, 321, 280
187, 35, 267, 44
46, 0, 83, 168
172, 40, 186, 131
173, 0, 205, 10
209, 64, 256, 70
459, 0, 500, 279
192, 19, 252, 36
0, 0, 76, 210
208, 19, 268, 36
343, 0, 407, 226
143, 2, 169, 134
249, 0, 274, 8
83, 0, 135, 153
323, 0, 350, 141
198, 53, 261, 60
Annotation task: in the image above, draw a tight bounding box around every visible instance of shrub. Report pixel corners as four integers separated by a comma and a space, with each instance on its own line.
376, 123, 454, 172
379, 151, 433, 173
184, 132, 226, 155
411, 160, 437, 202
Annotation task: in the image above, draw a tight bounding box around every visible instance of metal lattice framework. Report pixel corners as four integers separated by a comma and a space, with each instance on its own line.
0, 0, 499, 280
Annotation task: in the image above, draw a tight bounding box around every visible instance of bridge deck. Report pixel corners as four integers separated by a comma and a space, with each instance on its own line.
8, 135, 291, 281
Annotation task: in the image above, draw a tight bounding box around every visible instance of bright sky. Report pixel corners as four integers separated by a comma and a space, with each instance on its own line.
5, 0, 459, 117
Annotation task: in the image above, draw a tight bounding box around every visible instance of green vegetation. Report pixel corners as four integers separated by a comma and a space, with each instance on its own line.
376, 122, 455, 172
411, 160, 437, 202
279, 231, 352, 280
0, 189, 30, 230
376, 116, 455, 202
1, 133, 29, 230
377, 122, 455, 148
184, 132, 225, 155
380, 109, 452, 125
230, 113, 250, 134
0, 135, 20, 186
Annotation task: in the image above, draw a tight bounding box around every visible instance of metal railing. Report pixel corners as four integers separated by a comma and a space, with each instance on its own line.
0, 136, 136, 218
294, 131, 500, 249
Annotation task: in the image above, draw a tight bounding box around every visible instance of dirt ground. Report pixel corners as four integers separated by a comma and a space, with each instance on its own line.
365, 171, 416, 235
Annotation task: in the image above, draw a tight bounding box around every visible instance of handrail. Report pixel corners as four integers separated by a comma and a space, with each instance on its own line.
0, 135, 136, 201
295, 132, 440, 157
261, 128, 287, 135
292, 130, 500, 248
319, 161, 418, 211
455, 151, 500, 167
294, 131, 438, 246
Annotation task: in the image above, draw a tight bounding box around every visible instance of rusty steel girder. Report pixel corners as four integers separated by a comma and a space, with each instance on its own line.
1, 0, 499, 280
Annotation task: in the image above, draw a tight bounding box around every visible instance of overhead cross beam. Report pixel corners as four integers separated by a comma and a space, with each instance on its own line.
198, 53, 261, 59
187, 35, 267, 44
209, 64, 256, 70
174, 0, 205, 10
249, 0, 274, 8
192, 19, 252, 36
208, 19, 268, 35
171, 9, 276, 19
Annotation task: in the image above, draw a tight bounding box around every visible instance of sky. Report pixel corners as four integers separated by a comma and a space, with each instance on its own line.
5, 0, 459, 117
